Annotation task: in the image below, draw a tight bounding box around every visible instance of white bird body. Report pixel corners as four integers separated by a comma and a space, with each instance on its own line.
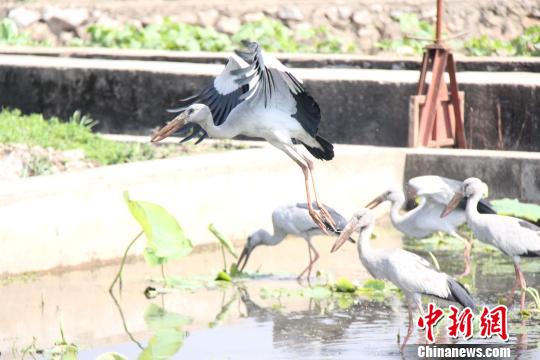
388, 195, 464, 239
237, 203, 348, 280
442, 177, 540, 310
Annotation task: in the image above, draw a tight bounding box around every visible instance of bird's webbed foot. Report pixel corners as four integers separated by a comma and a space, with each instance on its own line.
308, 208, 332, 235
318, 204, 337, 232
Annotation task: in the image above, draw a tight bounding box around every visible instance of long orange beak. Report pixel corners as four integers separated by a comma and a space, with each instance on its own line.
331, 218, 358, 253
365, 194, 385, 209
150, 112, 189, 142
441, 191, 464, 218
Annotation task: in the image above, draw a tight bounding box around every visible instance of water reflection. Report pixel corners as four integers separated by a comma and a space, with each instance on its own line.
81, 250, 540, 359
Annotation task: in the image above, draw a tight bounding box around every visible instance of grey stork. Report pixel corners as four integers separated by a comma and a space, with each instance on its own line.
236, 202, 351, 281
442, 177, 540, 311
331, 208, 475, 350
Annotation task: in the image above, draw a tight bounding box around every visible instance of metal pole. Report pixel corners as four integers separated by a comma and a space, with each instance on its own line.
435, 0, 443, 44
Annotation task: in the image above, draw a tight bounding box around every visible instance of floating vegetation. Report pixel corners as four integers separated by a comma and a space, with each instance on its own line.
491, 198, 540, 225
260, 277, 398, 307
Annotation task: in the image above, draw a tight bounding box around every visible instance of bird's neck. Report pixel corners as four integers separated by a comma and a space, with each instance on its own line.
389, 196, 407, 226
358, 223, 375, 257
197, 116, 240, 139
466, 193, 482, 221
261, 229, 286, 246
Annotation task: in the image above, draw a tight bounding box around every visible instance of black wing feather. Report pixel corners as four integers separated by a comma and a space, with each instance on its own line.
234, 41, 321, 137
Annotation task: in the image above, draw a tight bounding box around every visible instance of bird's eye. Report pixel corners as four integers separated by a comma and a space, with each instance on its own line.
187, 108, 194, 115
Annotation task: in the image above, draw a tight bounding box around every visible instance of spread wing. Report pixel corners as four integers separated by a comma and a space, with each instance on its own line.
168, 55, 249, 143
408, 175, 496, 214
232, 41, 321, 137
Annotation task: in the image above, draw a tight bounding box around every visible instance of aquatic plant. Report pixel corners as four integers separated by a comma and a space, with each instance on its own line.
109, 192, 193, 292
208, 223, 239, 281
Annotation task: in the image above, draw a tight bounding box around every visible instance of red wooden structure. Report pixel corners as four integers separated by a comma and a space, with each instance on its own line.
409, 0, 467, 148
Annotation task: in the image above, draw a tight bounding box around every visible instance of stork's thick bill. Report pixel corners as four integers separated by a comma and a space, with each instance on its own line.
441, 191, 465, 218
331, 218, 358, 253
150, 111, 189, 142
365, 194, 385, 209
237, 245, 252, 272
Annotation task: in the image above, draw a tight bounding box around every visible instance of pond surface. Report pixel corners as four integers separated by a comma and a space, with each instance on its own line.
2, 223, 540, 359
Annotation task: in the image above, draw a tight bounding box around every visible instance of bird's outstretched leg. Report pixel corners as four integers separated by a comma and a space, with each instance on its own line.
301, 155, 336, 231
276, 143, 331, 234
452, 232, 472, 277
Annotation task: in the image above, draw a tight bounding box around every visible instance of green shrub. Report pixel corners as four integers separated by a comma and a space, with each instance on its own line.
0, 18, 36, 46
0, 108, 155, 165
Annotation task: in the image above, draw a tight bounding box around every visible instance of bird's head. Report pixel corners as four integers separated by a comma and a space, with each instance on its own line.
441, 177, 489, 218
365, 188, 404, 209
151, 104, 211, 142
331, 208, 374, 253
236, 229, 268, 272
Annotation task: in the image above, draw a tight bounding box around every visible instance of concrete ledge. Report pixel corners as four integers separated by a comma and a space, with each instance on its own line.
2, 145, 540, 275
1, 46, 540, 72
0, 145, 405, 275
0, 55, 539, 150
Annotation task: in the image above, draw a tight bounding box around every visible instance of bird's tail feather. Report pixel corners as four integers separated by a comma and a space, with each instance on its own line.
447, 278, 476, 309
302, 136, 334, 161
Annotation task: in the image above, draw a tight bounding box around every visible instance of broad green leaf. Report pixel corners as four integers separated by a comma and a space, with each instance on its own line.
124, 192, 193, 266
334, 277, 357, 293
208, 223, 238, 258
491, 198, 540, 223
96, 353, 128, 360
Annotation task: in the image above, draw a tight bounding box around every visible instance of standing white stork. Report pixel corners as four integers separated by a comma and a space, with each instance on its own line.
237, 203, 352, 281
150, 41, 336, 232
331, 208, 475, 349
442, 177, 540, 311
365, 175, 497, 276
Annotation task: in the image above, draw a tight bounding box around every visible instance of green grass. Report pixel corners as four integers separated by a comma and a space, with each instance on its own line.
0, 108, 154, 165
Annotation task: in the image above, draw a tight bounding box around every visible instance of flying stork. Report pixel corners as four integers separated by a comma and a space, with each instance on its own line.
150, 41, 336, 232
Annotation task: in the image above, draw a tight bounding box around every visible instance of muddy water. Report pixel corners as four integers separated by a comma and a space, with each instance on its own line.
2, 223, 540, 359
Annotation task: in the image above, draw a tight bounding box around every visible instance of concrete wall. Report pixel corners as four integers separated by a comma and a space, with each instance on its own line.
0, 55, 539, 150
404, 148, 540, 203
0, 145, 405, 275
